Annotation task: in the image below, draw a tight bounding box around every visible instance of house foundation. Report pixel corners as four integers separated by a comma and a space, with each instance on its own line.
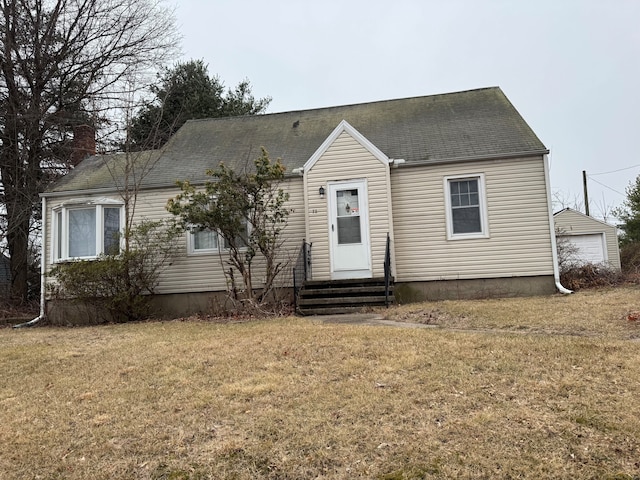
394, 276, 557, 303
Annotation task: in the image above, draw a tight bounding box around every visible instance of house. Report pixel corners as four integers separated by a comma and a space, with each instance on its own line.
42, 87, 568, 324
553, 208, 621, 270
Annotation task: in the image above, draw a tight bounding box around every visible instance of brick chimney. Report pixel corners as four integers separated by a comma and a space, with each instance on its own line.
70, 124, 96, 166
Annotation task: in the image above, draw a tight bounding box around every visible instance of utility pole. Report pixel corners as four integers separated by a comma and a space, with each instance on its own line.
583, 170, 590, 216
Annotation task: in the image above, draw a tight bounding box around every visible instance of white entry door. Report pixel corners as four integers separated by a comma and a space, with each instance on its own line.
328, 180, 372, 279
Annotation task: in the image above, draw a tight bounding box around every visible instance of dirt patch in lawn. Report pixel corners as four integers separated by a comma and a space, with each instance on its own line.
383, 306, 466, 325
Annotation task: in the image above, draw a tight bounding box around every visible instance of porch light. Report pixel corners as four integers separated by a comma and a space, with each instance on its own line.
319, 186, 325, 198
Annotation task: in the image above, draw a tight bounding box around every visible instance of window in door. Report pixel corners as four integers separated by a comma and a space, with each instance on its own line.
336, 189, 361, 244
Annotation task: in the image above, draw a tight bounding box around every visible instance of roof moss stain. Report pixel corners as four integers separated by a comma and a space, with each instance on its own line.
48, 87, 547, 194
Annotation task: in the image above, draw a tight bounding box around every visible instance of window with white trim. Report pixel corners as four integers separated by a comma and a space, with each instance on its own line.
188, 228, 219, 254
53, 201, 124, 261
444, 174, 489, 239
187, 221, 250, 255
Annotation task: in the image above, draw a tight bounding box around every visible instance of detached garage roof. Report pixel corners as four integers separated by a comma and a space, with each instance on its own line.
48, 86, 548, 194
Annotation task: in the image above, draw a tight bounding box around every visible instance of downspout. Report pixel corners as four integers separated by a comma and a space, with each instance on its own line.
13, 196, 47, 328
543, 154, 572, 294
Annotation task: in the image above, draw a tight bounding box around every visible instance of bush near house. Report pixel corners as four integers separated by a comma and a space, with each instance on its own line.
167, 148, 290, 311
48, 220, 182, 323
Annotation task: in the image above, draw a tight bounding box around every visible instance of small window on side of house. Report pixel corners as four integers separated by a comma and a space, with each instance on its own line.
187, 221, 251, 255
444, 174, 489, 240
189, 228, 219, 254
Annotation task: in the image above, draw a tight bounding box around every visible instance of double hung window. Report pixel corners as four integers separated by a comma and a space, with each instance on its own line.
189, 228, 219, 254
53, 201, 124, 261
444, 174, 489, 239
188, 221, 250, 255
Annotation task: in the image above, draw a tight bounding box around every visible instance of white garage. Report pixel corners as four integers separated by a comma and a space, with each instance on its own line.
557, 233, 606, 264
553, 208, 621, 270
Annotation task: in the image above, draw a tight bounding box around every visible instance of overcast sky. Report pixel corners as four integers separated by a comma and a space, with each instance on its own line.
174, 0, 640, 222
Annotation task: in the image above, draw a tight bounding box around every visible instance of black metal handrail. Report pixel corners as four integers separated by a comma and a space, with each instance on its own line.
384, 232, 391, 307
292, 239, 312, 312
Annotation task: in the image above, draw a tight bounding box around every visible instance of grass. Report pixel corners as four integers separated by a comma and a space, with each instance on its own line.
383, 285, 640, 339
1, 287, 640, 479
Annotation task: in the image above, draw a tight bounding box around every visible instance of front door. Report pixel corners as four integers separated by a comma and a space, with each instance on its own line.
328, 180, 372, 279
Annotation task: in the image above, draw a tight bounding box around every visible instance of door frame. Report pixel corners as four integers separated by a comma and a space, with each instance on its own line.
327, 179, 372, 279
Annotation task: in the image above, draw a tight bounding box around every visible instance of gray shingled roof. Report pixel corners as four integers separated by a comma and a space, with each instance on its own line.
47, 87, 547, 194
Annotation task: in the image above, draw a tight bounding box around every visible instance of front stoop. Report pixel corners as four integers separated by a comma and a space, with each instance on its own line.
297, 277, 394, 316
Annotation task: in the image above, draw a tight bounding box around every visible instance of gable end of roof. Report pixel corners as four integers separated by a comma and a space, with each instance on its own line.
553, 207, 618, 228
303, 120, 390, 173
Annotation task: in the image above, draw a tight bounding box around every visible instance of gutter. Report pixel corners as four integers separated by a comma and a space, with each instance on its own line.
13, 196, 47, 328
392, 150, 550, 169
543, 153, 572, 294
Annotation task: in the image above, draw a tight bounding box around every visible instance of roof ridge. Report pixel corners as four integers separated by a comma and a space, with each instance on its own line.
183, 86, 503, 125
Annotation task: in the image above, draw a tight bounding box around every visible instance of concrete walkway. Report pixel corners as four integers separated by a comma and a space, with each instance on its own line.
305, 312, 436, 329
305, 312, 640, 341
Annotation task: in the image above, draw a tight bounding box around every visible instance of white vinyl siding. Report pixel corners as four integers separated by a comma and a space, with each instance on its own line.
305, 131, 393, 280
391, 156, 555, 281
553, 208, 621, 270
44, 179, 306, 296
146, 180, 305, 295
137, 188, 229, 294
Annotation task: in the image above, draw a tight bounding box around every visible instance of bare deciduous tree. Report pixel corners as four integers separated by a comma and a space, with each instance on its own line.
0, 0, 178, 303
552, 190, 584, 214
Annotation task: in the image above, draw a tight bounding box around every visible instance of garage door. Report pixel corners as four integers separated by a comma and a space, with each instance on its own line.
558, 234, 606, 264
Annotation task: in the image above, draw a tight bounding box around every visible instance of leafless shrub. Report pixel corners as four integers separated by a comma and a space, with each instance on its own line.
555, 228, 581, 273
555, 228, 626, 290
560, 263, 625, 291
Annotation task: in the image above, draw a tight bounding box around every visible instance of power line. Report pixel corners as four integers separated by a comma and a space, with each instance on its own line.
589, 164, 640, 176
587, 176, 625, 196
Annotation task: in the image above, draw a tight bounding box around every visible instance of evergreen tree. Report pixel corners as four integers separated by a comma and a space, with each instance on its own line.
127, 60, 271, 150
613, 175, 640, 246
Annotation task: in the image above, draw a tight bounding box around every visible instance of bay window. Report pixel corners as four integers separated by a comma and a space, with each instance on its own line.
53, 201, 124, 261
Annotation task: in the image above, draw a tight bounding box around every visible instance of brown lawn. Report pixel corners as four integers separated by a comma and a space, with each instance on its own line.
1, 286, 639, 479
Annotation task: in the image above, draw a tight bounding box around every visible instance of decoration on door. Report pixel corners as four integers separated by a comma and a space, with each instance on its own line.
337, 189, 360, 216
